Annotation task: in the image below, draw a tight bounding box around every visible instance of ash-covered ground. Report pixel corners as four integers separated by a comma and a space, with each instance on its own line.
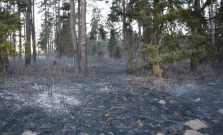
0, 58, 223, 135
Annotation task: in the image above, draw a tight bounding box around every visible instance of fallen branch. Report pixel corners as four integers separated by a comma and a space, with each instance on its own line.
110, 107, 126, 110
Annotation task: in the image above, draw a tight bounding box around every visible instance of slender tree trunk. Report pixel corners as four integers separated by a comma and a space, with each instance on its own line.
210, 0, 215, 44
54, 1, 57, 57
127, 30, 133, 74
13, 33, 16, 57
136, 21, 143, 64
24, 19, 26, 46
70, 0, 81, 73
81, 0, 87, 74
12, 5, 16, 61
32, 0, 36, 62
19, 11, 22, 60
58, 0, 62, 59
78, 0, 81, 60
25, 0, 31, 66
47, 7, 50, 59
122, 0, 128, 73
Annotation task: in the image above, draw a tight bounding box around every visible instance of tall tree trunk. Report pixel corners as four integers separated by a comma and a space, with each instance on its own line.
58, 0, 62, 59
32, 0, 36, 62
25, 0, 31, 66
127, 30, 133, 74
19, 11, 22, 60
122, 0, 132, 73
136, 21, 143, 65
81, 0, 87, 74
190, 0, 200, 74
45, 1, 48, 59
70, 0, 81, 73
12, 5, 16, 61
195, 0, 201, 9
47, 7, 50, 59
13, 33, 16, 57
210, 0, 215, 44
78, 0, 81, 60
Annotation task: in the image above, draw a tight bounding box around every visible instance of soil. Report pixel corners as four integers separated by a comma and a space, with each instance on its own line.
0, 58, 223, 135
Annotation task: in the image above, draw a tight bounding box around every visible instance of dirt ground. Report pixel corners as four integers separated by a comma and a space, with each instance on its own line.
0, 58, 223, 135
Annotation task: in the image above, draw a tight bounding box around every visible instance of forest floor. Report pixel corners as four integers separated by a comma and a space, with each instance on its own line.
0, 57, 223, 135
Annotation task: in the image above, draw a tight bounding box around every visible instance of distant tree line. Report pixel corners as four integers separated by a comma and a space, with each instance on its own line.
0, 0, 223, 76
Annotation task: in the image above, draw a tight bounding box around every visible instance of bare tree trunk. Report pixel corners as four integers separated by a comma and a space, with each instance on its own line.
210, 0, 215, 44
81, 0, 87, 74
25, 0, 31, 67
47, 7, 50, 59
44, 0, 49, 59
190, 0, 200, 74
32, 0, 36, 62
12, 5, 16, 61
122, 0, 132, 74
78, 0, 81, 60
127, 30, 133, 74
122, 0, 127, 72
19, 11, 22, 60
58, 0, 62, 59
13, 33, 16, 56
70, 0, 81, 73
136, 21, 143, 66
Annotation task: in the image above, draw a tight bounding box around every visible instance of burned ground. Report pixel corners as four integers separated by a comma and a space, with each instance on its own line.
0, 58, 223, 135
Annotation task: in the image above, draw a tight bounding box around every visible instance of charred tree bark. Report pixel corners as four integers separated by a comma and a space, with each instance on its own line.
25, 0, 31, 67
70, 0, 81, 73
81, 0, 87, 74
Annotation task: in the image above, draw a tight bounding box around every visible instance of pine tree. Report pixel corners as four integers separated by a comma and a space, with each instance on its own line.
81, 0, 87, 74
31, 0, 36, 62
70, 0, 80, 73
25, 0, 31, 66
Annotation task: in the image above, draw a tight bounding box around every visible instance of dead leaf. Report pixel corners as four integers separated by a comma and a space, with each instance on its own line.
139, 106, 145, 111
212, 119, 223, 124
135, 120, 144, 128
107, 117, 113, 121
105, 113, 111, 117
130, 86, 134, 95
98, 113, 103, 118
106, 123, 110, 129
212, 120, 220, 124
116, 117, 126, 120
61, 125, 69, 132
74, 120, 79, 123
122, 97, 129, 102
30, 122, 35, 126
